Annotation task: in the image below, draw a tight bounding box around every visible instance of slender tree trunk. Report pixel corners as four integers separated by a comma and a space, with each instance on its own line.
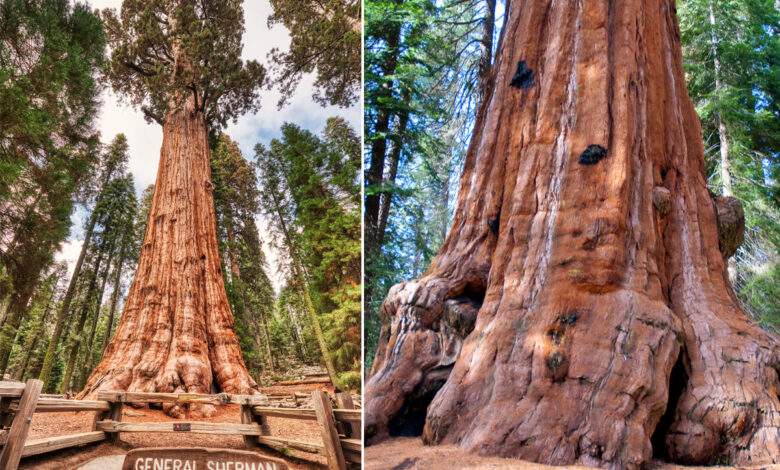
60, 242, 108, 393
376, 91, 410, 246
79, 97, 258, 417
286, 302, 307, 361
366, 1, 779, 467
38, 208, 99, 387
708, 1, 737, 282
78, 240, 116, 389
269, 190, 339, 388
365, 11, 403, 260
0, 283, 36, 377
477, 0, 497, 102
101, 233, 129, 354
15, 287, 57, 380
253, 300, 275, 371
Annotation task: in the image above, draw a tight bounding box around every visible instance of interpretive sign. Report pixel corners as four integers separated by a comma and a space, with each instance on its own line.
122, 448, 290, 470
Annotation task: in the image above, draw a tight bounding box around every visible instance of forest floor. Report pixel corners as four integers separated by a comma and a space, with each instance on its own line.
365, 437, 780, 470
19, 383, 337, 470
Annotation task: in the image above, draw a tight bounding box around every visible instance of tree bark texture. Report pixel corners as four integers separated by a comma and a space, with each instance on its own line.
79, 98, 259, 416
365, 1, 780, 468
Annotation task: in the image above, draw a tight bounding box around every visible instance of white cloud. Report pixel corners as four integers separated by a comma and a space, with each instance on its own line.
57, 0, 360, 293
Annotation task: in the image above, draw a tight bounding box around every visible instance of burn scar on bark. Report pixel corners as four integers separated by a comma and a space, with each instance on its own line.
510, 60, 534, 89
488, 214, 500, 236
578, 145, 608, 165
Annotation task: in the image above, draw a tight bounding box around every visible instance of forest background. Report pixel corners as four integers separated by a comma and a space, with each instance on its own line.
1, 0, 361, 393
364, 0, 780, 370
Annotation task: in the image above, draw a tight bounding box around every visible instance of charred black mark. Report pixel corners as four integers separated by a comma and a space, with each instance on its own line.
547, 327, 564, 345
488, 214, 500, 235
546, 352, 567, 382
558, 312, 578, 325
579, 145, 608, 165
510, 60, 534, 89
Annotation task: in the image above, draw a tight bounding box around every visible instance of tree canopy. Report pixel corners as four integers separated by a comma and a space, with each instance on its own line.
267, 0, 361, 108
102, 0, 265, 127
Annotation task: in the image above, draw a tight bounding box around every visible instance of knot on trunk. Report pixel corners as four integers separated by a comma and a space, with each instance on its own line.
714, 196, 745, 259
652, 186, 672, 216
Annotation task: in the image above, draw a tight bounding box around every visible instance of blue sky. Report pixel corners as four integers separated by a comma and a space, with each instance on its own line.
55, 0, 360, 291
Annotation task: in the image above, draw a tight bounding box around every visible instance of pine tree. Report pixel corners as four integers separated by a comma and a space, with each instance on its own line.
256, 121, 361, 390
0, 0, 105, 377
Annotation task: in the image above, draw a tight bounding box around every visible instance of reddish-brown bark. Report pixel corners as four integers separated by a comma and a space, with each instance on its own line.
79, 97, 259, 417
365, 1, 780, 468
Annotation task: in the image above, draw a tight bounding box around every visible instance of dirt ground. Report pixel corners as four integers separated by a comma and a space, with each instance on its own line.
19, 384, 340, 470
365, 437, 780, 470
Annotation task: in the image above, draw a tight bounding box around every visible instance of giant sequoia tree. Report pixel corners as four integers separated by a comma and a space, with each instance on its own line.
366, 0, 780, 467
79, 0, 265, 416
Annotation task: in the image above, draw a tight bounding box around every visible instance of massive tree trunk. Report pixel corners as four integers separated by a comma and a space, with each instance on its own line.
79, 97, 259, 417
365, 1, 780, 468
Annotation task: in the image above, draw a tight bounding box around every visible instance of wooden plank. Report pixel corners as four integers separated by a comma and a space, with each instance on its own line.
98, 391, 268, 406
276, 378, 331, 386
95, 420, 262, 435
339, 438, 361, 453
335, 393, 359, 438
21, 431, 106, 458
255, 435, 324, 455
0, 382, 25, 398
311, 391, 346, 470
7, 398, 110, 412
0, 379, 42, 470
252, 407, 316, 420
252, 406, 359, 423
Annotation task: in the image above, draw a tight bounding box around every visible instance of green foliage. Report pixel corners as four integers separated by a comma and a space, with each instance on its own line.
267, 0, 361, 108
0, 0, 106, 198
101, 0, 265, 127
679, 0, 779, 328
211, 135, 277, 378
256, 119, 362, 383
363, 0, 494, 370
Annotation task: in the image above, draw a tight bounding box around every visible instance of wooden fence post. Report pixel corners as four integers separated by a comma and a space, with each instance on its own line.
94, 396, 123, 444
334, 393, 359, 439
311, 391, 346, 470
240, 405, 259, 448
0, 379, 42, 470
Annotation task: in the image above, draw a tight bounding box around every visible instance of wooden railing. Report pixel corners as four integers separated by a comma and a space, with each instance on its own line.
0, 380, 361, 470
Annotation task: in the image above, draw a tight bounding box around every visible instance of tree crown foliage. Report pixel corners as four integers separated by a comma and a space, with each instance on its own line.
102, 0, 265, 127
267, 0, 361, 108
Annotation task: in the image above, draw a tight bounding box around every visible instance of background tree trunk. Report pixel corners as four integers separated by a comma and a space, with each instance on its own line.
79, 97, 259, 417
268, 190, 340, 388
366, 1, 780, 468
